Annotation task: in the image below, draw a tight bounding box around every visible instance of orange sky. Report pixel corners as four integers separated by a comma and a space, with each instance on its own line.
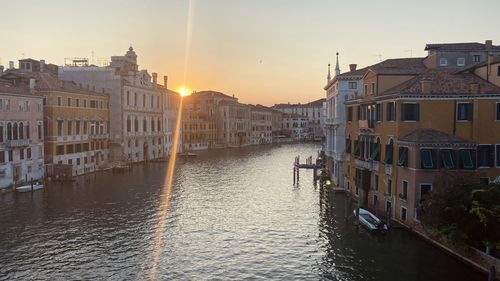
1, 0, 499, 106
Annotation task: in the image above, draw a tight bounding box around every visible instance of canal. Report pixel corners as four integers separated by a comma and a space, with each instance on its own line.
0, 143, 485, 280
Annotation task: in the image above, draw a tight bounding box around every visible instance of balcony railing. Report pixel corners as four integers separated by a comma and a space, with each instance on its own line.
354, 158, 379, 171
6, 139, 31, 147
358, 119, 375, 130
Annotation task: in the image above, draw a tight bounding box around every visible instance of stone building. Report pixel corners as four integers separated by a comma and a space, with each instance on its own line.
282, 113, 309, 141
272, 98, 326, 140
424, 40, 500, 69
249, 105, 273, 145
0, 81, 44, 188
324, 53, 367, 188
58, 47, 178, 163
216, 100, 251, 148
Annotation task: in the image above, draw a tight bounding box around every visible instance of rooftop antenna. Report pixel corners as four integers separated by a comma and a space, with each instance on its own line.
373, 53, 382, 62
91, 50, 95, 65
405, 49, 413, 58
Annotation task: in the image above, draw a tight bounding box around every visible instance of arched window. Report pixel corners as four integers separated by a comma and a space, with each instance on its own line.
7, 123, 12, 140
13, 123, 18, 140
26, 124, 30, 139
19, 123, 24, 139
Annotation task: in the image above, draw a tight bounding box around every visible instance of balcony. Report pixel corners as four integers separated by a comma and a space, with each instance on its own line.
325, 117, 343, 127
385, 164, 393, 176
358, 120, 375, 132
355, 158, 379, 171
6, 139, 31, 147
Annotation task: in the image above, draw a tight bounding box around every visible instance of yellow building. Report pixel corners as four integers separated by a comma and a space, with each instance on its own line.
2, 59, 110, 177
344, 59, 500, 227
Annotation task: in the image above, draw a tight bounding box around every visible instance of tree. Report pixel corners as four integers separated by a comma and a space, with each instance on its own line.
421, 171, 500, 249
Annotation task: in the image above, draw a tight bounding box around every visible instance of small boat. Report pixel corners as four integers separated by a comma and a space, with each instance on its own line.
178, 152, 197, 158
353, 208, 388, 232
16, 182, 44, 193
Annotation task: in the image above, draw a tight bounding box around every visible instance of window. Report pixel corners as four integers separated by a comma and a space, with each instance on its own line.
364, 84, 368, 95
127, 118, 131, 132
420, 149, 435, 169
75, 121, 80, 135
354, 140, 360, 156
345, 137, 352, 153
56, 145, 64, 155
8, 150, 13, 162
401, 207, 407, 221
370, 139, 381, 161
457, 58, 465, 66
348, 82, 357, 89
496, 103, 500, 121
496, 144, 500, 167
478, 144, 493, 167
479, 177, 489, 185
498, 65, 500, 77
83, 99, 87, 108
401, 103, 419, 121
27, 148, 31, 159
57, 120, 63, 136
473, 55, 480, 63
0, 151, 4, 163
376, 103, 383, 121
134, 93, 137, 106
76, 99, 80, 107
347, 107, 353, 121
386, 102, 395, 121
383, 140, 394, 164
400, 181, 408, 200
456, 103, 473, 121
440, 149, 455, 169
20, 149, 24, 160
387, 179, 392, 196
420, 184, 432, 201
439, 58, 448, 66
67, 121, 72, 136
371, 83, 376, 95
459, 149, 474, 169
397, 147, 408, 167
127, 91, 130, 106
374, 175, 379, 191
57, 97, 62, 106
67, 98, 72, 107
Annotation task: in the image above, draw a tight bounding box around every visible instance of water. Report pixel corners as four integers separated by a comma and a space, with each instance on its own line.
0, 143, 485, 280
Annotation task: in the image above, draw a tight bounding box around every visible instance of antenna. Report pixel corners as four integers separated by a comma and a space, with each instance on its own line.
405, 49, 413, 58
91, 51, 95, 65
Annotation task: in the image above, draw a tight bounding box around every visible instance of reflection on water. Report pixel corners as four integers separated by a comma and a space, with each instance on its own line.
0, 144, 484, 280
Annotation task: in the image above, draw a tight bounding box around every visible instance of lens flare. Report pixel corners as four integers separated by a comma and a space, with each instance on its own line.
178, 87, 191, 97
148, 98, 183, 280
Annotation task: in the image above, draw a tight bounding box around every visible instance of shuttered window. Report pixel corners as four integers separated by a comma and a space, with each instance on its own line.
397, 147, 409, 167
440, 149, 455, 169
401, 103, 420, 121
420, 149, 435, 169
456, 103, 473, 121
478, 145, 494, 167
383, 143, 393, 164
459, 149, 474, 169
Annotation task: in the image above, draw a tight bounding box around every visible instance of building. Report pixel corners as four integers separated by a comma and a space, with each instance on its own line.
216, 100, 251, 148
249, 105, 273, 145
59, 47, 178, 163
0, 81, 44, 188
1, 59, 111, 177
182, 91, 237, 150
272, 98, 326, 140
424, 40, 500, 69
282, 113, 309, 141
324, 53, 367, 187
344, 64, 500, 227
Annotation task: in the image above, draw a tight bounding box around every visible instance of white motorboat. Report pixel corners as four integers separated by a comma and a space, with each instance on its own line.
16, 183, 44, 193
353, 208, 388, 232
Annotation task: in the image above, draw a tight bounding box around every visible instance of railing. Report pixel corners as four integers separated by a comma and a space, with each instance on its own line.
355, 158, 379, 171
358, 119, 375, 129
6, 139, 31, 147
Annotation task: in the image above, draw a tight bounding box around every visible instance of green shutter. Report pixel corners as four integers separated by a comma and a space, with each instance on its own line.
460, 150, 474, 169
421, 149, 434, 169
440, 150, 454, 169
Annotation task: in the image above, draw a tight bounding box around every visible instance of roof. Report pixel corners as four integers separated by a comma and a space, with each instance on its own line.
307, 98, 326, 106
398, 128, 475, 145
425, 42, 500, 51
380, 68, 500, 96
366, 57, 426, 75
336, 66, 369, 78
0, 80, 33, 95
0, 70, 106, 96
192, 90, 236, 100
273, 98, 325, 108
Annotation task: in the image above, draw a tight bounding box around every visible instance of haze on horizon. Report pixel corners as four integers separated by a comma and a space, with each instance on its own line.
1, 0, 499, 106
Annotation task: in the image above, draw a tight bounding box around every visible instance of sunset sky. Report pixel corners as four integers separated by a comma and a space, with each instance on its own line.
1, 0, 499, 105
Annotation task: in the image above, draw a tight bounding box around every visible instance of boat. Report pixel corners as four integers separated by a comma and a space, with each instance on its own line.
353, 208, 388, 232
178, 152, 197, 158
16, 182, 44, 193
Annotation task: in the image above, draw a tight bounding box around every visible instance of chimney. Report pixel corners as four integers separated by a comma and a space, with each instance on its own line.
163, 75, 168, 88
421, 79, 432, 94
470, 83, 480, 93
8, 61, 14, 70
349, 64, 357, 72
40, 60, 45, 72
152, 72, 158, 86
0, 65, 4, 74
29, 78, 36, 90
485, 40, 492, 50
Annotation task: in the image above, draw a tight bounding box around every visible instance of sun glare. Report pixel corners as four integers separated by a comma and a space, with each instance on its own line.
178, 87, 191, 97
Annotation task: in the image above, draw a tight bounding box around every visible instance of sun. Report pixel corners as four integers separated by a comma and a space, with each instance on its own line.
178, 87, 191, 97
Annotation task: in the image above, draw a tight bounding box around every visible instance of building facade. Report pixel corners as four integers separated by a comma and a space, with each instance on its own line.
59, 47, 178, 163
249, 105, 273, 145
0, 82, 44, 188
273, 98, 326, 140
344, 65, 500, 227
324, 54, 367, 188
216, 100, 251, 148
